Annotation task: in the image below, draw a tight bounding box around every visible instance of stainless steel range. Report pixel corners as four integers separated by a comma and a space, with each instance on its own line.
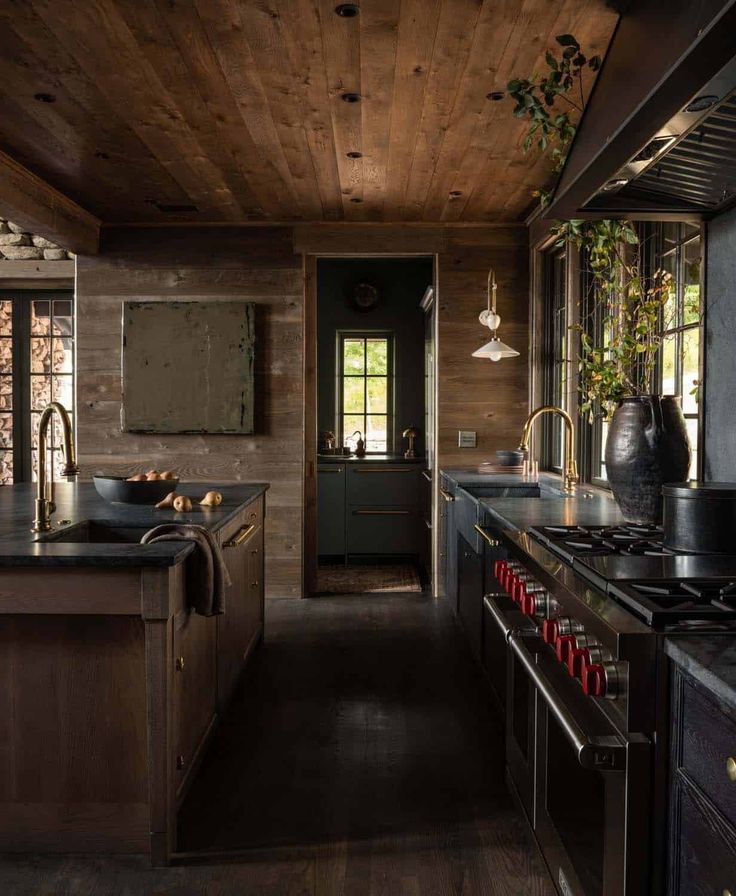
484, 525, 736, 896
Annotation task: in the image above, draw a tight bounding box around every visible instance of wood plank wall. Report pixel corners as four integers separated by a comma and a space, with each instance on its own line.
437, 227, 530, 467
75, 227, 304, 599
75, 223, 528, 598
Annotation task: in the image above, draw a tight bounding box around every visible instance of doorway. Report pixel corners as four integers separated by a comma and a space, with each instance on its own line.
303, 255, 437, 597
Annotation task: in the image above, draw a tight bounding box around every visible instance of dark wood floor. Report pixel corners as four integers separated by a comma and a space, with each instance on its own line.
1, 594, 554, 896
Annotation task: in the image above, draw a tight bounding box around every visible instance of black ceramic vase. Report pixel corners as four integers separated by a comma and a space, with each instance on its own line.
604, 395, 691, 525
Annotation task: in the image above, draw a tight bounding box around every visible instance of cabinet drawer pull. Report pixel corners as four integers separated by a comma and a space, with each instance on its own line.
727, 757, 736, 782
353, 509, 411, 515
440, 488, 455, 503
422, 470, 432, 482
251, 580, 259, 588
474, 524, 499, 547
175, 656, 185, 672
353, 467, 414, 474
224, 523, 256, 547
319, 468, 343, 473
176, 755, 185, 771
424, 518, 432, 530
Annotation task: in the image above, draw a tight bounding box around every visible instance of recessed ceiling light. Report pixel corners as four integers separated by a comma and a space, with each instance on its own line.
350, 197, 363, 203
335, 3, 359, 16
34, 92, 56, 103
347, 151, 363, 159
150, 201, 199, 214
685, 94, 719, 113
341, 92, 361, 103
449, 190, 463, 198
486, 91, 505, 101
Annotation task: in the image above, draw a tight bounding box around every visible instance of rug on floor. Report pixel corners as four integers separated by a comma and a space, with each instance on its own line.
316, 563, 422, 595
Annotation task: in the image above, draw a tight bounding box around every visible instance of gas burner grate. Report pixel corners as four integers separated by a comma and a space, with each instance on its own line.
610, 578, 736, 626
530, 524, 675, 560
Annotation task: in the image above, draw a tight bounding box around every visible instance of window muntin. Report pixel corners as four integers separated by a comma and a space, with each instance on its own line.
338, 333, 393, 453
0, 292, 75, 484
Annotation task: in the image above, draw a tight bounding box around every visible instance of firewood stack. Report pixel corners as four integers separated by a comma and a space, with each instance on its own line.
0, 218, 73, 260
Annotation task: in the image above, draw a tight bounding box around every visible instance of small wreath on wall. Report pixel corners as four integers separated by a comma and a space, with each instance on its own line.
351, 281, 380, 312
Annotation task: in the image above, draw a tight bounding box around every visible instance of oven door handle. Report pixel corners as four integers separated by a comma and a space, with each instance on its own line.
508, 631, 630, 772
484, 594, 519, 642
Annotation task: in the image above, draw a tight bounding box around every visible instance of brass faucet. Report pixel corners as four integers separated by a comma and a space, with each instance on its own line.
518, 405, 578, 493
32, 402, 80, 533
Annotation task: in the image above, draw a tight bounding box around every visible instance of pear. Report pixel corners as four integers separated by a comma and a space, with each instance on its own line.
127, 473, 146, 482
155, 491, 178, 509
173, 495, 193, 513
160, 470, 177, 480
199, 490, 223, 507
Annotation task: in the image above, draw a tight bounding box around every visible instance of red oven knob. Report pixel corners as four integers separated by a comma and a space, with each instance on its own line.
582, 663, 606, 697
555, 634, 577, 663
567, 647, 590, 678
520, 593, 536, 616
542, 618, 559, 645
494, 560, 507, 581
512, 577, 528, 603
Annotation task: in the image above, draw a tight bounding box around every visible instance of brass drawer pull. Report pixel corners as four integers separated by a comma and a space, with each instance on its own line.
353, 509, 411, 515
319, 468, 343, 473
440, 488, 455, 503
251, 580, 259, 588
353, 467, 415, 473
176, 754, 185, 771
474, 524, 499, 547
727, 756, 736, 782
224, 523, 256, 547
175, 656, 185, 672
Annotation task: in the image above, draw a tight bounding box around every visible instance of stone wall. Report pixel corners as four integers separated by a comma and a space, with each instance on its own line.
0, 218, 73, 261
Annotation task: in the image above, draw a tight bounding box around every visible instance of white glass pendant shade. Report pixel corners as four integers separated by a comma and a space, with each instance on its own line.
472, 337, 520, 362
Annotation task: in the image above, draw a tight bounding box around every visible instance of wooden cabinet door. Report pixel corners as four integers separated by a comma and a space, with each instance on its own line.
217, 503, 264, 709
173, 608, 216, 797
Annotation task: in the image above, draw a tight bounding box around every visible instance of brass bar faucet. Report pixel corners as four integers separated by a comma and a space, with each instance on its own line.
518, 405, 579, 493
32, 401, 80, 533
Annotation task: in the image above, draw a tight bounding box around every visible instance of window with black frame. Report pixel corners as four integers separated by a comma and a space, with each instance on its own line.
337, 331, 393, 453
0, 291, 75, 485
656, 222, 701, 479
542, 249, 568, 473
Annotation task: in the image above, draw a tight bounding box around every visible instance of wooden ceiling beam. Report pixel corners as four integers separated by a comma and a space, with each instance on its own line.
0, 150, 99, 254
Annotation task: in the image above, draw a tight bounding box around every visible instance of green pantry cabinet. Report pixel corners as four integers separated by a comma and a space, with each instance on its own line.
318, 461, 428, 562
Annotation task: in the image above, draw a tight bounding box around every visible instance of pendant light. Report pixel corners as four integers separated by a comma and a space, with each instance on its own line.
472, 267, 519, 361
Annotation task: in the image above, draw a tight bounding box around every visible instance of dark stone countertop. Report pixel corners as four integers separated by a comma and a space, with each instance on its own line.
665, 637, 736, 714
440, 468, 624, 531
317, 454, 425, 464
0, 482, 269, 567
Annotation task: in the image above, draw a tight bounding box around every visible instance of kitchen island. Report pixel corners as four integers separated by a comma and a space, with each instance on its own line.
0, 482, 268, 864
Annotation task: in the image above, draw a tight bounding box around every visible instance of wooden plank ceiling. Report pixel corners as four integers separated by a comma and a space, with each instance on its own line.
0, 0, 617, 225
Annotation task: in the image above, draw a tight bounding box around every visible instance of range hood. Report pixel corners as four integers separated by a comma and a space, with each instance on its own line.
546, 0, 736, 221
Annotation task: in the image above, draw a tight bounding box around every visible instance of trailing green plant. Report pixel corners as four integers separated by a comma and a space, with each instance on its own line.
507, 34, 676, 419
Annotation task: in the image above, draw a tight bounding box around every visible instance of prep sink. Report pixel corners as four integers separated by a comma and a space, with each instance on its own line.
35, 520, 153, 544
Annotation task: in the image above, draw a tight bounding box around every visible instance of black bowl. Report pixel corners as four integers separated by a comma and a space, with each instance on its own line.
93, 475, 180, 504
495, 449, 525, 467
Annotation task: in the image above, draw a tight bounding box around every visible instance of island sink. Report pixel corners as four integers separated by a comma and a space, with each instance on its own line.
35, 519, 153, 544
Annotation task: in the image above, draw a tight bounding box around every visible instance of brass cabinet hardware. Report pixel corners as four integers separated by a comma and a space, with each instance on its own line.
353, 467, 415, 474
318, 468, 343, 473
175, 656, 185, 672
474, 524, 499, 547
727, 756, 736, 782
421, 470, 432, 482
353, 509, 411, 515
224, 523, 256, 547
439, 488, 455, 503
251, 581, 259, 588
251, 549, 259, 556
424, 518, 432, 530
176, 755, 185, 771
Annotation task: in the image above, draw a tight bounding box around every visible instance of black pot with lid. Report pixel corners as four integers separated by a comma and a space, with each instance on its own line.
662, 482, 736, 554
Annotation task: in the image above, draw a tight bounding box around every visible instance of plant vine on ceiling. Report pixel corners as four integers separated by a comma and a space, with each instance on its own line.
507, 34, 677, 419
